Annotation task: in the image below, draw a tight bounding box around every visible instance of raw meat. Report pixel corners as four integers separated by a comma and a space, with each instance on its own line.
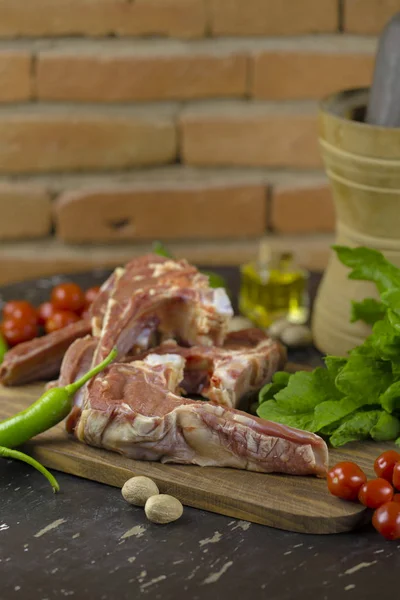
56, 328, 286, 410
70, 355, 328, 477
91, 254, 233, 364
132, 329, 286, 408
0, 320, 91, 386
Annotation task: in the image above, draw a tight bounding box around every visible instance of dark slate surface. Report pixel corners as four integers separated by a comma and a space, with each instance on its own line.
0, 268, 398, 600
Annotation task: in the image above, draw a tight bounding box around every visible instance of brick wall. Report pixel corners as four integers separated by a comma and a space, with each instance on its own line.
0, 0, 393, 284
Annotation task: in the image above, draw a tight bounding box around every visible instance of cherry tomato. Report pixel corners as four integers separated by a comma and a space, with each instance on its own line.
37, 301, 55, 326
374, 450, 400, 482
327, 462, 367, 501
358, 478, 394, 509
372, 501, 400, 540
84, 286, 100, 307
393, 462, 400, 491
51, 283, 85, 313
394, 494, 400, 504
80, 309, 91, 321
45, 310, 80, 334
2, 300, 37, 325
1, 318, 38, 346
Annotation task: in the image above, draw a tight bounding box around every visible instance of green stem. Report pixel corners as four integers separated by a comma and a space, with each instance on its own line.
0, 332, 8, 365
65, 348, 117, 395
0, 446, 59, 493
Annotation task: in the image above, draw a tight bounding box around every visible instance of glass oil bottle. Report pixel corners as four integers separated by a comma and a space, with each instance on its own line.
239, 239, 309, 328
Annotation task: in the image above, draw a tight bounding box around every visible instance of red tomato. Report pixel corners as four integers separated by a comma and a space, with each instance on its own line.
51, 283, 85, 313
1, 318, 38, 346
37, 301, 55, 326
393, 463, 400, 491
374, 450, 400, 482
358, 478, 394, 509
84, 286, 100, 307
2, 300, 37, 325
372, 501, 400, 540
394, 494, 400, 504
327, 462, 367, 501
45, 310, 80, 334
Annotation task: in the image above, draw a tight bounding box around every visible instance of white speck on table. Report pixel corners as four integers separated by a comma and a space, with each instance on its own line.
34, 519, 66, 538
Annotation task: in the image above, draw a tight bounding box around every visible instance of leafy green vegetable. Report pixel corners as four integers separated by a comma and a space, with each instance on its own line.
257, 367, 341, 432
380, 381, 400, 413
257, 245, 400, 447
201, 270, 227, 290
333, 246, 400, 293
259, 372, 291, 405
152, 241, 229, 291
370, 412, 400, 442
351, 298, 386, 325
152, 241, 173, 258
335, 354, 392, 400
330, 411, 381, 447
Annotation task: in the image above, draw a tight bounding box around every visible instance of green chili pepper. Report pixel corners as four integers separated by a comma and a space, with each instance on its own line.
0, 347, 117, 492
0, 332, 8, 365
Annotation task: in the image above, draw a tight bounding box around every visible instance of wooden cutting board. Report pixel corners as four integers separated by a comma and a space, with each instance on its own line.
0, 378, 392, 535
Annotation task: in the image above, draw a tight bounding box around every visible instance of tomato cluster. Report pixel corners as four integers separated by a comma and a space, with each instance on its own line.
327, 450, 400, 541
0, 283, 100, 347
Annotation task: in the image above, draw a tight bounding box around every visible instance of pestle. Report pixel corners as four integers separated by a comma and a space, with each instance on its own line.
366, 12, 400, 127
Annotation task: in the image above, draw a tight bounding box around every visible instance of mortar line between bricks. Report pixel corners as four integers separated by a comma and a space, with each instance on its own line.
30, 52, 38, 102
265, 184, 273, 233
203, 0, 213, 37
338, 0, 345, 33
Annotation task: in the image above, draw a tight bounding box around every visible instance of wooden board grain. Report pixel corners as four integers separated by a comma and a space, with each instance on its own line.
0, 379, 392, 535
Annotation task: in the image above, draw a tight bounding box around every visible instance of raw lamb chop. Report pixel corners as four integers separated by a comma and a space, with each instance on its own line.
56, 328, 286, 412
0, 320, 91, 386
90, 254, 233, 364
69, 354, 328, 477
132, 328, 286, 408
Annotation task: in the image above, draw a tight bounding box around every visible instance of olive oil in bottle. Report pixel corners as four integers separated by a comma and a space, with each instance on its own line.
239, 241, 309, 328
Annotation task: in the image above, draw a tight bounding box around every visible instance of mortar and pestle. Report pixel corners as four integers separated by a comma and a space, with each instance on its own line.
312, 12, 400, 356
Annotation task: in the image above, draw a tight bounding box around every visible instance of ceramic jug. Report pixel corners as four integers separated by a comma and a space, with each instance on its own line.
312, 87, 400, 356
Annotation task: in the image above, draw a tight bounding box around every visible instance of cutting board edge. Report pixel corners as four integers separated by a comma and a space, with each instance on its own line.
23, 440, 368, 535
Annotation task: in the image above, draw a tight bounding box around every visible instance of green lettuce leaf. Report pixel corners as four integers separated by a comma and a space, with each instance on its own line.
335, 354, 393, 401
258, 372, 290, 405
311, 397, 363, 433
256, 401, 315, 431
370, 412, 400, 442
330, 410, 381, 447
333, 246, 400, 294
351, 298, 386, 325
379, 381, 400, 413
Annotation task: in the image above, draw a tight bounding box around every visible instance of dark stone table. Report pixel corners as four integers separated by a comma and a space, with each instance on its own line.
0, 268, 398, 600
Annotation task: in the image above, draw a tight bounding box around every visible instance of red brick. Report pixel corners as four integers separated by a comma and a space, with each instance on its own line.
252, 50, 374, 101
0, 183, 51, 240
0, 108, 177, 173
208, 0, 338, 36
180, 105, 321, 168
0, 51, 32, 101
0, 234, 333, 285
37, 46, 248, 102
271, 181, 335, 233
344, 0, 399, 34
54, 182, 267, 242
0, 0, 206, 39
